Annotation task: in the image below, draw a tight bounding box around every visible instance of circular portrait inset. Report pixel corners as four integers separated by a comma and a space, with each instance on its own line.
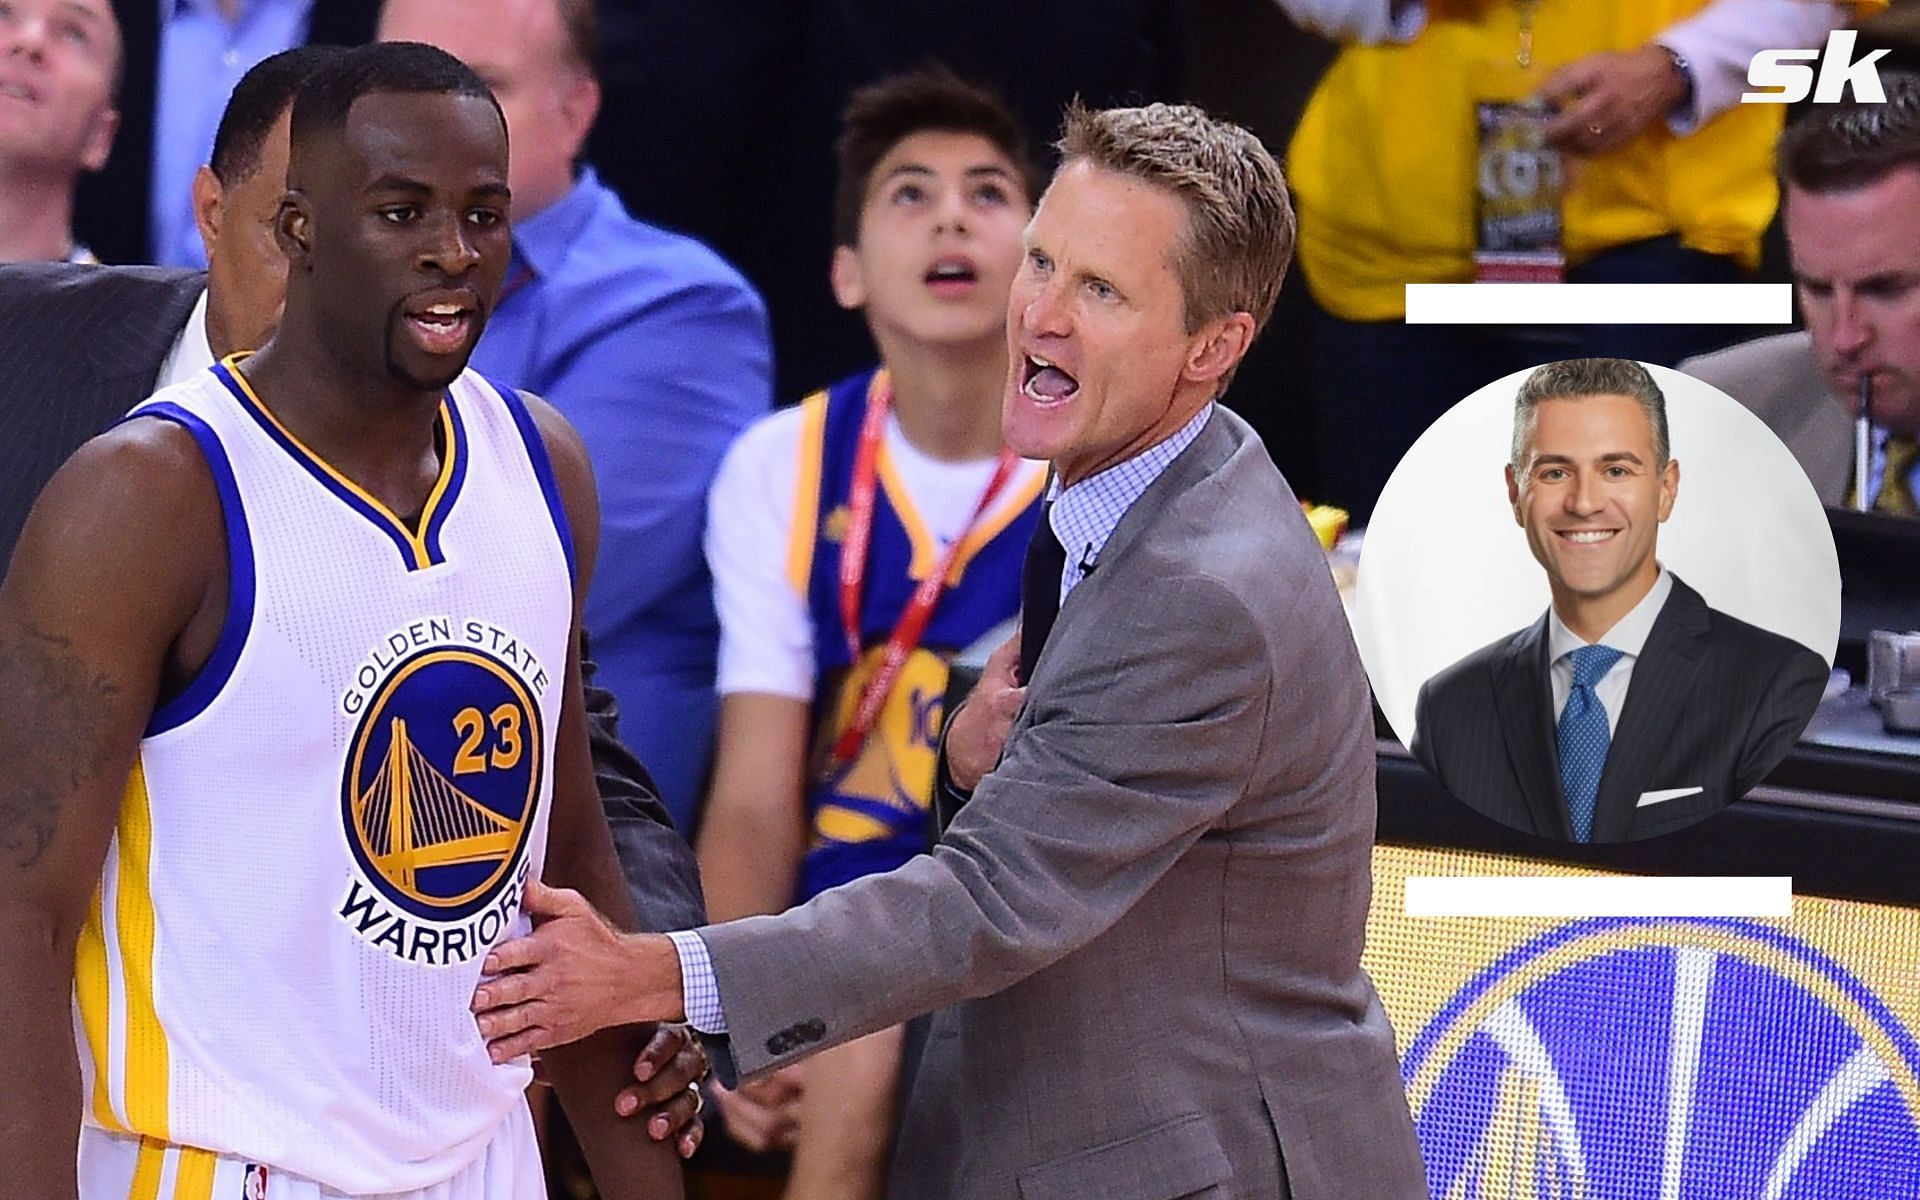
1356, 359, 1839, 843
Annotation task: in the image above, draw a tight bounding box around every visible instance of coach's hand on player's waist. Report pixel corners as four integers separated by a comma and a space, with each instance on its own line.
472, 880, 686, 1060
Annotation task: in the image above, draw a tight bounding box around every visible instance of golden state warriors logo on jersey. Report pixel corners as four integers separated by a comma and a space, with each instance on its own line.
335, 618, 553, 966
1404, 917, 1920, 1198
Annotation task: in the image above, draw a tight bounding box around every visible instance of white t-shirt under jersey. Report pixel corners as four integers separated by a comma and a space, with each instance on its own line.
705, 403, 1045, 701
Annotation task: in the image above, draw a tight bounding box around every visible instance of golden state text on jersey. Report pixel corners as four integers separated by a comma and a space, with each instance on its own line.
71, 359, 575, 1195
337, 626, 550, 967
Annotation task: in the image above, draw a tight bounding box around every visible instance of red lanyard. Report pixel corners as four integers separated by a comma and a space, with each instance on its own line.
826, 379, 1018, 775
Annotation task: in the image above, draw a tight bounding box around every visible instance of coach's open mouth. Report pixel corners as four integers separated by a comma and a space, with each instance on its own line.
1021, 354, 1079, 404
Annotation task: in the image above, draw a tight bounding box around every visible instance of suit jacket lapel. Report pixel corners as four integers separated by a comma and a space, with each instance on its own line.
86, 276, 203, 397
1093, 408, 1235, 572
1490, 614, 1570, 840
1590, 576, 1710, 841
1022, 408, 1236, 688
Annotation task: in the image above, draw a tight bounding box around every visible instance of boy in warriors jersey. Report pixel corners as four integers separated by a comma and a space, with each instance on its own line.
692, 70, 1046, 1199
0, 43, 681, 1199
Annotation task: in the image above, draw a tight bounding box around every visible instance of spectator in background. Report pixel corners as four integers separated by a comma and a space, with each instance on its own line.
1685, 72, 1920, 514
1276, 0, 1873, 523
71, 0, 375, 266
0, 45, 341, 565
586, 1, 1182, 418
148, 0, 378, 268
0, 0, 120, 263
694, 70, 1045, 1198
379, 0, 775, 829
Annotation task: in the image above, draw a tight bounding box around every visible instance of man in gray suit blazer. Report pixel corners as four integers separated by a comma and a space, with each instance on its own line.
474, 103, 1426, 1199
1412, 360, 1827, 842
1683, 331, 1850, 504
1682, 73, 1920, 513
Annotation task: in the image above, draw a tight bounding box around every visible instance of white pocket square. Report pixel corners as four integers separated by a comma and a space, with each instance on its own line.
1637, 786, 1704, 807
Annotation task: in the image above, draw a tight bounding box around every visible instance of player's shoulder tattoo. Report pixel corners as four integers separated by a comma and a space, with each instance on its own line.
0, 623, 121, 871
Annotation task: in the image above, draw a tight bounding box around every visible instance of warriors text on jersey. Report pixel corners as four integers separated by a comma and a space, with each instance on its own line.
73, 358, 574, 1194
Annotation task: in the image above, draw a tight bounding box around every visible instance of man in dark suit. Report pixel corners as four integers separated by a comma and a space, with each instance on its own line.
0, 46, 715, 1135
71, 1, 377, 266
1413, 359, 1829, 842
472, 102, 1427, 1199
1684, 71, 1920, 514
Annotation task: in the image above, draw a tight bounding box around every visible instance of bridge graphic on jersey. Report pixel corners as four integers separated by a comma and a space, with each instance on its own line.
354, 717, 517, 891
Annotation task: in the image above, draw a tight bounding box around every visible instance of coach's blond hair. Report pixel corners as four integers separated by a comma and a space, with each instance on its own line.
1056, 100, 1296, 354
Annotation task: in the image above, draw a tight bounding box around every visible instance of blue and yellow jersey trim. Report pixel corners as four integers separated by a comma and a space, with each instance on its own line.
785, 391, 830, 595
214, 356, 467, 572
783, 370, 1043, 591
115, 402, 256, 739
76, 762, 172, 1143
877, 440, 1046, 585
483, 376, 578, 587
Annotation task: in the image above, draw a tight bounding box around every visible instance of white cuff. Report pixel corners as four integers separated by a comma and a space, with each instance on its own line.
666, 929, 729, 1034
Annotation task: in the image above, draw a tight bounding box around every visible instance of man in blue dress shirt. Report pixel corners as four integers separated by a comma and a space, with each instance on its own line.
380, 0, 775, 829
149, 0, 317, 268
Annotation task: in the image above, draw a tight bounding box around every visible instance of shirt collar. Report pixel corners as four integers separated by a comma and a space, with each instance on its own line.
510, 167, 602, 280
167, 0, 309, 22
1548, 565, 1672, 665
1049, 403, 1214, 572
159, 287, 215, 391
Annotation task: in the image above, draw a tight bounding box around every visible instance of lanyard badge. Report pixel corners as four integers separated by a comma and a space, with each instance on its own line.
1473, 0, 1564, 283
1474, 99, 1566, 283
822, 381, 1018, 780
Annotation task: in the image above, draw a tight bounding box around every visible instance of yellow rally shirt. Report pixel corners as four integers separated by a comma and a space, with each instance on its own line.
1287, 0, 1875, 321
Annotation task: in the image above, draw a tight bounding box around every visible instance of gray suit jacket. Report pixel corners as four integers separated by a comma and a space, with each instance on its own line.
1681, 331, 1850, 505
0, 261, 709, 938
700, 409, 1425, 1200
1411, 574, 1828, 842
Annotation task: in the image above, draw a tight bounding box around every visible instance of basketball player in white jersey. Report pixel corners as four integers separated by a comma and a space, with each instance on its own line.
0, 43, 682, 1199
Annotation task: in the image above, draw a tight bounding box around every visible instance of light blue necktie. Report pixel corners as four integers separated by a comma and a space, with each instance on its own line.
1557, 644, 1624, 843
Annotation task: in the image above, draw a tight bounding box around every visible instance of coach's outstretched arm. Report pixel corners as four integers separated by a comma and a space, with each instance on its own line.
516, 394, 687, 1198
473, 569, 1271, 1063
0, 420, 225, 1200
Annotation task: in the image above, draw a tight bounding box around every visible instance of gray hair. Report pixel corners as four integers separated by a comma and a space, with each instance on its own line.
1510, 358, 1669, 470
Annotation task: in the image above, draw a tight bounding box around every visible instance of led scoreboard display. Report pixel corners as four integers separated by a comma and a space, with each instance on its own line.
1364, 844, 1920, 1198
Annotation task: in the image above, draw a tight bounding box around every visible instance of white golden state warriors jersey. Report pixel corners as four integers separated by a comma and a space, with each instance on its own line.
74, 358, 574, 1194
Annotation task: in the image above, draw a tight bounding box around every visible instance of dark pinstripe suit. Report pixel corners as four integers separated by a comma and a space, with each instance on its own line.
0, 262, 204, 568
0, 262, 720, 1003
1410, 574, 1828, 842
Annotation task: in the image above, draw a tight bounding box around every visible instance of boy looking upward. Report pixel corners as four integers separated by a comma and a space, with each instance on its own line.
694, 67, 1046, 1199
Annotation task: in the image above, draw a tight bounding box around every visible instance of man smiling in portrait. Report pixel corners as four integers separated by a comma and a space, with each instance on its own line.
1412, 358, 1828, 843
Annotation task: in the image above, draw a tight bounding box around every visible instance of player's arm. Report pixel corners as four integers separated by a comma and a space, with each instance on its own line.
0, 422, 222, 1199
582, 656, 708, 934
518, 394, 685, 1199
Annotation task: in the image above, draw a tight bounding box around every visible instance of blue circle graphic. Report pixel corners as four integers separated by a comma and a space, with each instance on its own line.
341, 646, 543, 921
1403, 917, 1920, 1199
